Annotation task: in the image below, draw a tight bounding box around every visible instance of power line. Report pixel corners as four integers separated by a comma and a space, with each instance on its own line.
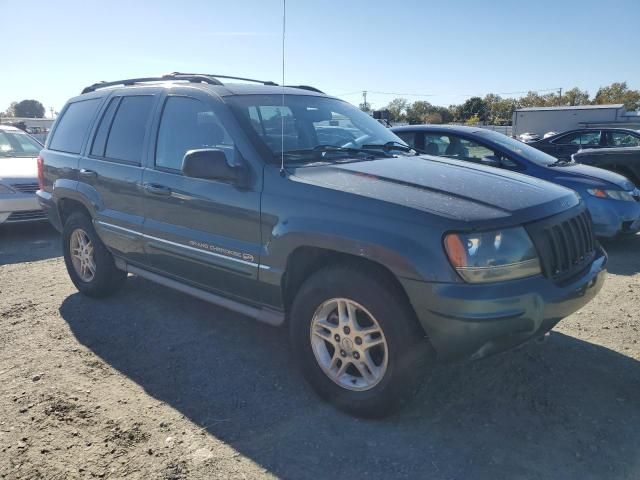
334, 87, 562, 99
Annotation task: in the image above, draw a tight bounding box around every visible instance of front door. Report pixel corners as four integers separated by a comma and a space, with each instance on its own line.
142, 93, 262, 303
551, 130, 602, 160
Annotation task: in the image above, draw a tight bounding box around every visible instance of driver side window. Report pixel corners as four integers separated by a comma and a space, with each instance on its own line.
156, 96, 235, 172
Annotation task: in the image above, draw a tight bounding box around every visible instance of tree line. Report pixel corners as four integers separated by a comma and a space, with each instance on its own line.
3, 100, 46, 118
364, 82, 640, 126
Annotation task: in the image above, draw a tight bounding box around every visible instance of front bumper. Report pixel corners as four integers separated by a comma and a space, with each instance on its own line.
401, 248, 607, 362
0, 193, 44, 224
585, 196, 640, 238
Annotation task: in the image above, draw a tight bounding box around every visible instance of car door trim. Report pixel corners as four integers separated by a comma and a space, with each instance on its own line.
95, 220, 265, 269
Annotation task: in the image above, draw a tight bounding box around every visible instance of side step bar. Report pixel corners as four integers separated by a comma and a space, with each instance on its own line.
123, 263, 285, 327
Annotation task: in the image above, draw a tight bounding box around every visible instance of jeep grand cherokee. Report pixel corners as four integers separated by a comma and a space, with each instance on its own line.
37, 73, 606, 417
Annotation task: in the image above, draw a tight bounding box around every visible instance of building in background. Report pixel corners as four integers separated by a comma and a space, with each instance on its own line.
512, 104, 640, 137
0, 117, 55, 143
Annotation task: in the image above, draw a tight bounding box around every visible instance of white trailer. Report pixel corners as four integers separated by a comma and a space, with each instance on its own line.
511, 104, 639, 137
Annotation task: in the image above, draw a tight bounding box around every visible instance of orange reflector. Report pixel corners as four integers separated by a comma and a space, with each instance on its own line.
444, 234, 468, 268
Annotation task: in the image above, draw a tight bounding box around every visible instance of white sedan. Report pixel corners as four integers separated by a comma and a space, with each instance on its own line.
0, 125, 46, 224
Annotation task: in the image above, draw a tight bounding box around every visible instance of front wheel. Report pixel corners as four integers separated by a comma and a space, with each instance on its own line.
290, 265, 434, 417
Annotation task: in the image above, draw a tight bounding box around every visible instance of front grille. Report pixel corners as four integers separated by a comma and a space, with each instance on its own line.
526, 207, 596, 283
6, 209, 47, 222
10, 183, 39, 194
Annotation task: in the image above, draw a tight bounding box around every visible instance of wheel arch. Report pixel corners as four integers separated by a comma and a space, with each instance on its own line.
281, 246, 416, 319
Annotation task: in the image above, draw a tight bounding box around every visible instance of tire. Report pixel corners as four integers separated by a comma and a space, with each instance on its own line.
289, 264, 434, 418
62, 211, 126, 298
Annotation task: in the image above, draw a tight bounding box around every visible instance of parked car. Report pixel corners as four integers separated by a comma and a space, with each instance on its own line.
573, 146, 640, 187
392, 125, 640, 238
518, 132, 540, 143
543, 131, 558, 139
529, 127, 640, 160
0, 125, 46, 224
38, 73, 606, 417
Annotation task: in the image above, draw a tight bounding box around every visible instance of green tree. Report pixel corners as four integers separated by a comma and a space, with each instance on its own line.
460, 97, 488, 122
483, 94, 516, 125
385, 98, 409, 123
561, 87, 590, 106
4, 102, 18, 117
424, 112, 443, 124
13, 99, 46, 118
594, 82, 640, 110
406, 100, 435, 124
464, 114, 481, 125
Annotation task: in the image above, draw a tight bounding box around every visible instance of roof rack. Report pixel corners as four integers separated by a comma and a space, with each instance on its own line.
81, 73, 223, 94
284, 85, 325, 94
81, 72, 323, 95
167, 72, 279, 86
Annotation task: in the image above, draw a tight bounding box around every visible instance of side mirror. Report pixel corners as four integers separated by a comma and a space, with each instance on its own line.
182, 149, 244, 183
481, 155, 502, 168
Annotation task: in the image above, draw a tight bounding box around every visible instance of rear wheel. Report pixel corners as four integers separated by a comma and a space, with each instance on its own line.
290, 264, 433, 417
62, 211, 126, 297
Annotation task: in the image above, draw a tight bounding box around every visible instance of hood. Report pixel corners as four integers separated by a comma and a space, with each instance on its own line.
547, 162, 635, 190
291, 155, 579, 226
0, 156, 38, 182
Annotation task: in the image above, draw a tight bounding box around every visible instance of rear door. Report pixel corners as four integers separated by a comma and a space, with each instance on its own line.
604, 130, 640, 148
82, 89, 161, 264
141, 91, 262, 302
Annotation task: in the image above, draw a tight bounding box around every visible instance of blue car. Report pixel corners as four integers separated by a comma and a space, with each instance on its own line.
392, 125, 640, 239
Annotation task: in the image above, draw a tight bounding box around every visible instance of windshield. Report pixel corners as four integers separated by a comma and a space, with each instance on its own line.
0, 130, 42, 158
226, 94, 408, 163
478, 130, 561, 166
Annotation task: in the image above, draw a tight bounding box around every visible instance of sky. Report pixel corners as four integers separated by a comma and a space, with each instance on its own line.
2, 0, 639, 116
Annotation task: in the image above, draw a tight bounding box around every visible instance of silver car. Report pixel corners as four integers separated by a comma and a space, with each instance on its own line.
0, 125, 46, 224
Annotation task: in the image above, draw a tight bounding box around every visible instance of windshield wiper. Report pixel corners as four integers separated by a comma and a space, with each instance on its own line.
275, 145, 389, 163
361, 141, 417, 154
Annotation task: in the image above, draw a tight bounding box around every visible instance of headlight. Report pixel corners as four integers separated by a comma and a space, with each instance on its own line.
587, 188, 635, 201
444, 227, 541, 283
0, 184, 16, 194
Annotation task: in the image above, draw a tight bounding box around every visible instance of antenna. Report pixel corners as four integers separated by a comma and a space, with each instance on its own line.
279, 0, 286, 175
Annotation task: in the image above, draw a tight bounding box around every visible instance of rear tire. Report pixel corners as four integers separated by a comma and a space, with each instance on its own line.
289, 264, 434, 418
62, 211, 126, 298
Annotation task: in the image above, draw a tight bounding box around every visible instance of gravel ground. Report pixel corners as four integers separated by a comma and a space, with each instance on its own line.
1, 222, 639, 480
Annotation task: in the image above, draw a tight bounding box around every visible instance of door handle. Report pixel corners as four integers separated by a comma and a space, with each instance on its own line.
143, 183, 172, 196
79, 169, 97, 178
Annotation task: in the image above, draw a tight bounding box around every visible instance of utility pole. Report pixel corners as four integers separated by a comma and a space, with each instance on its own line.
362, 90, 368, 111
49, 107, 55, 119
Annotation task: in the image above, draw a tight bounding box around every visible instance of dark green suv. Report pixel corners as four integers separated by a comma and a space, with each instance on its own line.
37, 73, 606, 417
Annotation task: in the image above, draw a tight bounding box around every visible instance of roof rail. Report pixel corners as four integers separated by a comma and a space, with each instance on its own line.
285, 85, 325, 94
80, 72, 324, 95
81, 73, 223, 94
167, 72, 279, 86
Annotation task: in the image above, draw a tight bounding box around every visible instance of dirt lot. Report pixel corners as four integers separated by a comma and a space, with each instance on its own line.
0, 222, 639, 480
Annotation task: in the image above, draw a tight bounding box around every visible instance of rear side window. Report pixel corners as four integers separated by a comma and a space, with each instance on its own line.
104, 96, 154, 164
49, 99, 100, 154
90, 97, 120, 157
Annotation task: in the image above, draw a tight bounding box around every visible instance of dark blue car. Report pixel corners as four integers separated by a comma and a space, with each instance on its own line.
392, 125, 640, 238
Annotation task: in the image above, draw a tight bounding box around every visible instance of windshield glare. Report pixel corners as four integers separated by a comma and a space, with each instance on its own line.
227, 95, 407, 161
479, 130, 560, 166
0, 131, 42, 158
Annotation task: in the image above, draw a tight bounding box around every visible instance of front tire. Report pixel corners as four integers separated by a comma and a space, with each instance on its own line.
62, 211, 126, 298
290, 264, 433, 418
